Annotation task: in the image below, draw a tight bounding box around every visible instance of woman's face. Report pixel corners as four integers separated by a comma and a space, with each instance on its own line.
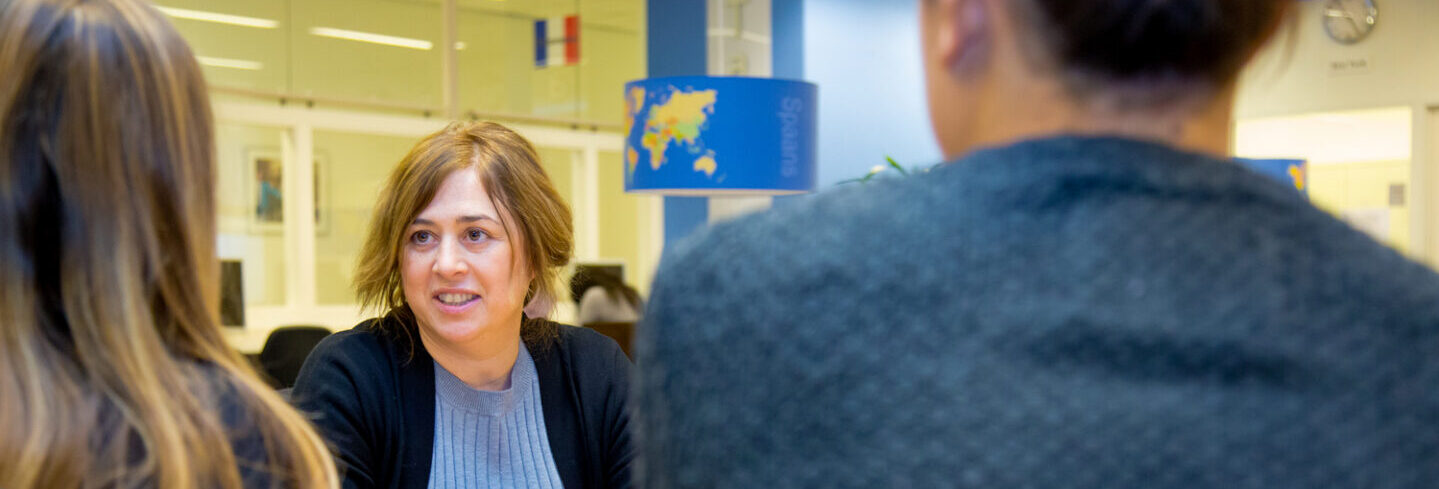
401, 168, 532, 351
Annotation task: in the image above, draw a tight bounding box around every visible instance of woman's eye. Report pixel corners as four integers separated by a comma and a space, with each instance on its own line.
465, 229, 488, 242
410, 230, 433, 244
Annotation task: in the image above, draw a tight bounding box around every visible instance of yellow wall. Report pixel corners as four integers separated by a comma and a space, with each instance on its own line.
1235, 108, 1418, 257
597, 150, 645, 294
313, 131, 420, 304
1308, 161, 1412, 253
215, 122, 287, 306
1237, 0, 1439, 119
291, 0, 444, 108
1232, 0, 1439, 265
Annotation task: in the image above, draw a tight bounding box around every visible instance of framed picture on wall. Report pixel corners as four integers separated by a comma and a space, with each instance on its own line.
245, 147, 331, 235
246, 147, 284, 234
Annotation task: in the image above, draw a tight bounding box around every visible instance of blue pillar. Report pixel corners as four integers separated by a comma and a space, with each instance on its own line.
648, 0, 710, 246
647, 0, 809, 241
773, 0, 803, 80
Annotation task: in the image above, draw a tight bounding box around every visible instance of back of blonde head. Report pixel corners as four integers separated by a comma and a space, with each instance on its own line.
0, 0, 336, 487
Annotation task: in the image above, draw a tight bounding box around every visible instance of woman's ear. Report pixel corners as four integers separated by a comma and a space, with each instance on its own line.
953, 0, 992, 74
926, 0, 992, 74
524, 291, 554, 318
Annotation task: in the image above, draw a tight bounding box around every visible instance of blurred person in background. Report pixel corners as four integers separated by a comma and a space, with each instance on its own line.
292, 121, 633, 489
577, 268, 643, 325
637, 0, 1439, 487
0, 0, 338, 488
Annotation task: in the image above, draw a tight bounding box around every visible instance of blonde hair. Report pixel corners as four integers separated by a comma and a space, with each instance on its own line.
354, 121, 574, 347
0, 1, 337, 488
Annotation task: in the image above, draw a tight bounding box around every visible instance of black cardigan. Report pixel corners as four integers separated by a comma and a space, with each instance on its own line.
291, 317, 633, 489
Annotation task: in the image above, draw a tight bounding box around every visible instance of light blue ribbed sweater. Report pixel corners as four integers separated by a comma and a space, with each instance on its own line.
428, 345, 563, 489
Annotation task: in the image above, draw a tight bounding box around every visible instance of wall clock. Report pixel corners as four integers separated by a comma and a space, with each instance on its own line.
1323, 0, 1378, 44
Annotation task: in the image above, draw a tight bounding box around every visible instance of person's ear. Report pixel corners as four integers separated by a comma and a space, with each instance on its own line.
930, 0, 991, 74
524, 290, 553, 318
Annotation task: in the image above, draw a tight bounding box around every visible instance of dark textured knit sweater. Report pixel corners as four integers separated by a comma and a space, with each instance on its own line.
637, 136, 1439, 488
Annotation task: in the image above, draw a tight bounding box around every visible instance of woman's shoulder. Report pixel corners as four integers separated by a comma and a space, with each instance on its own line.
308, 317, 406, 362
295, 317, 417, 391
555, 322, 626, 356
531, 322, 630, 375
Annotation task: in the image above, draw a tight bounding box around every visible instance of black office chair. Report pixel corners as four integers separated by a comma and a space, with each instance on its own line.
257, 325, 332, 389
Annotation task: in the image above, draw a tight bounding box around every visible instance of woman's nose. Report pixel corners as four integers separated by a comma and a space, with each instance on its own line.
433, 239, 468, 276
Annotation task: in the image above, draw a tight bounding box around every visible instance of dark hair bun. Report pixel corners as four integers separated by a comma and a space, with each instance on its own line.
1022, 0, 1288, 84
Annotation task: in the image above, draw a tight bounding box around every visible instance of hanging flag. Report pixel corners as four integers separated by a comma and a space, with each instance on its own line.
534, 15, 580, 68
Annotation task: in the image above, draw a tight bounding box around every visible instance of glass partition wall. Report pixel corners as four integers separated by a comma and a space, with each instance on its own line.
161, 0, 640, 122
158, 0, 657, 351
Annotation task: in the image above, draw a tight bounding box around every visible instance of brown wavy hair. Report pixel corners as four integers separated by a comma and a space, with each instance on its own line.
0, 1, 337, 488
353, 121, 574, 348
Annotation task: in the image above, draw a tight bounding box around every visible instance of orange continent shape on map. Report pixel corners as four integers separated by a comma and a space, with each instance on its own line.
693, 153, 717, 177
642, 132, 665, 170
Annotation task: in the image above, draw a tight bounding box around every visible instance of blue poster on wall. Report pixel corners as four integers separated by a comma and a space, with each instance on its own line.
1237, 158, 1307, 196
623, 76, 818, 195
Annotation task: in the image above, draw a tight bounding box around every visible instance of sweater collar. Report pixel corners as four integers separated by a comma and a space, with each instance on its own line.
432, 341, 538, 416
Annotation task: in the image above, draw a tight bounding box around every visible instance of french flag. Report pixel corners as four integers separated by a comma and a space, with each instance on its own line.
534, 15, 580, 68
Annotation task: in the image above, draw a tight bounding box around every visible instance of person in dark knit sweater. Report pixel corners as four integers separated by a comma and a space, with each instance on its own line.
292, 122, 633, 489
636, 0, 1439, 488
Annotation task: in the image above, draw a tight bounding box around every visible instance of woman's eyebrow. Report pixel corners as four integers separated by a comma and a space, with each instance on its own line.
457, 215, 498, 224
410, 214, 497, 226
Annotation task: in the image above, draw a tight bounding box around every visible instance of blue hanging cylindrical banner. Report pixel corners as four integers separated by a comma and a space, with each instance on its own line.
1236, 158, 1307, 196
623, 76, 818, 195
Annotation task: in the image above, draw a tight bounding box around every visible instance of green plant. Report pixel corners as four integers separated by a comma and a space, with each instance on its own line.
837, 156, 920, 185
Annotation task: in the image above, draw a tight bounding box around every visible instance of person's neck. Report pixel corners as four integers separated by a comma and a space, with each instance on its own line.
420, 324, 522, 391
960, 78, 1235, 159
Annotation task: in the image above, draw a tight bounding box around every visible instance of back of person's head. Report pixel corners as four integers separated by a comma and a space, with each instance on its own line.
1010, 0, 1290, 106
583, 268, 643, 311
922, 0, 1291, 157
0, 1, 336, 487
354, 121, 574, 346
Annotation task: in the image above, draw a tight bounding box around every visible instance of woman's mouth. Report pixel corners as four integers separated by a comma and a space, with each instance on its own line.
436, 293, 479, 306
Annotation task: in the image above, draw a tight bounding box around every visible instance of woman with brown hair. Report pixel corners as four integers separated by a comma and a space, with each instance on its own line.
291, 121, 633, 489
0, 1, 338, 488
